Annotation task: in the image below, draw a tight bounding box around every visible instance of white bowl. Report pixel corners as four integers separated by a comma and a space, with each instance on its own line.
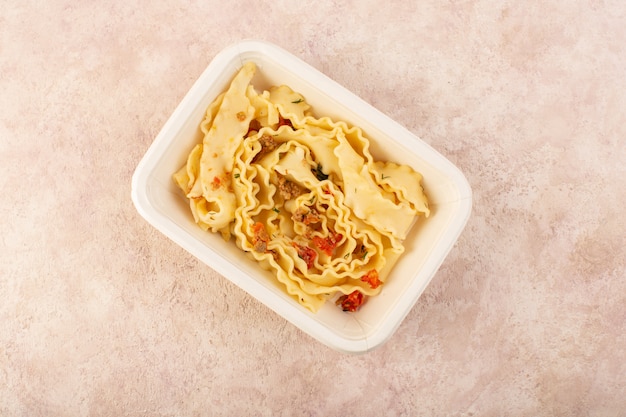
131, 40, 472, 353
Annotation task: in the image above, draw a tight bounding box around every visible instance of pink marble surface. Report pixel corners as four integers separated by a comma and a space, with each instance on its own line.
1, 1, 625, 416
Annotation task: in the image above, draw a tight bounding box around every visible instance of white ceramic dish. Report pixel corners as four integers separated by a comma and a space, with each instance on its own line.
131, 40, 472, 353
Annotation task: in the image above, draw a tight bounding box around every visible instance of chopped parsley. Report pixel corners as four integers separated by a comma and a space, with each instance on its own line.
234, 173, 240, 178
381, 173, 390, 180
272, 207, 280, 214
312, 164, 329, 181
291, 98, 304, 104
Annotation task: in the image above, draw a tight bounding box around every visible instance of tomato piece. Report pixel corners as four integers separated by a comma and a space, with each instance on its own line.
360, 269, 381, 289
277, 114, 293, 128
338, 290, 364, 312
302, 211, 321, 226
246, 119, 262, 137
211, 176, 222, 190
251, 222, 268, 239
312, 233, 343, 256
291, 242, 317, 269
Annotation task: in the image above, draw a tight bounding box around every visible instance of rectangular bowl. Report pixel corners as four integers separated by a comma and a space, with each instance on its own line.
131, 40, 472, 353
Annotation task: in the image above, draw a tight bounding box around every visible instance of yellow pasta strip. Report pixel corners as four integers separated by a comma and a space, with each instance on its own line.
197, 62, 256, 232
173, 62, 429, 313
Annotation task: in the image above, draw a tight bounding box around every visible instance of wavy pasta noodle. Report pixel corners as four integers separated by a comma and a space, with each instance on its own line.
173, 62, 429, 313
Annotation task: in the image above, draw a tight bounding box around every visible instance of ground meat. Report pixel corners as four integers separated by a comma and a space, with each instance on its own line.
252, 134, 278, 162
259, 134, 277, 153
277, 175, 302, 201
292, 207, 321, 225
251, 222, 270, 253
292, 207, 307, 223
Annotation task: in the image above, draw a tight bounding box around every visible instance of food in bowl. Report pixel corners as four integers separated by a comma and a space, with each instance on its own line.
173, 62, 430, 313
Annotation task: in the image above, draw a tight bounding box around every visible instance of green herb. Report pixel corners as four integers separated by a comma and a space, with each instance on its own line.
362, 251, 368, 260
272, 207, 280, 214
291, 98, 304, 104
381, 173, 390, 180
309, 196, 316, 204
234, 173, 240, 178
344, 253, 350, 259
312, 164, 329, 181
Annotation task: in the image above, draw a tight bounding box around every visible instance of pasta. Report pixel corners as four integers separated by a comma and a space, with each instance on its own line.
173, 62, 429, 313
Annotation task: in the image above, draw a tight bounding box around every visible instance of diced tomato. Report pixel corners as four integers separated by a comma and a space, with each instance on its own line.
291, 242, 317, 269
338, 290, 364, 312
312, 233, 343, 256
360, 269, 381, 289
211, 176, 222, 190
302, 210, 321, 225
246, 119, 262, 137
277, 114, 293, 128
303, 213, 320, 225
251, 222, 266, 236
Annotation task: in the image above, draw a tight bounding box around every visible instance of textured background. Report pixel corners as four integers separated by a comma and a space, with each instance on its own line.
1, 1, 625, 416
